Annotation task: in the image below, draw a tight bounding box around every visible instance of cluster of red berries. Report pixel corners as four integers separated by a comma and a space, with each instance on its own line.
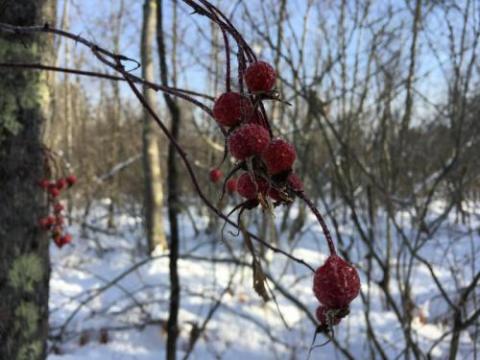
312, 255, 360, 328
210, 57, 360, 331
38, 175, 77, 248
211, 61, 303, 206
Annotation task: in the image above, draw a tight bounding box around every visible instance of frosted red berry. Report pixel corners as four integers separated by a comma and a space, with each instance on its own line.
49, 187, 60, 198
316, 306, 342, 326
244, 61, 276, 93
212, 92, 254, 127
228, 124, 270, 160
66, 175, 77, 186
262, 139, 296, 175
237, 173, 268, 200
209, 168, 222, 183
313, 255, 360, 309
226, 178, 237, 194
287, 173, 303, 192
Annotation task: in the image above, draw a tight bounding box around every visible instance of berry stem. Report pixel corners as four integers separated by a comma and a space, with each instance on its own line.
221, 28, 231, 92
296, 191, 337, 256
237, 48, 246, 93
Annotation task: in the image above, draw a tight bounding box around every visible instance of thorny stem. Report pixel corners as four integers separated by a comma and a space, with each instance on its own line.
296, 191, 337, 256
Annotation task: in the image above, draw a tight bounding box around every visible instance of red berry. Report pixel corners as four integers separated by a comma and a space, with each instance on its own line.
61, 233, 72, 245
316, 306, 342, 326
237, 173, 268, 200
55, 216, 64, 226
268, 188, 281, 201
53, 234, 63, 247
244, 61, 276, 93
66, 175, 77, 186
212, 92, 254, 127
226, 178, 237, 194
39, 179, 50, 189
39, 216, 54, 230
287, 173, 303, 192
209, 168, 222, 183
313, 255, 360, 309
56, 178, 67, 190
262, 139, 296, 175
49, 187, 60, 198
54, 203, 64, 213
228, 124, 270, 160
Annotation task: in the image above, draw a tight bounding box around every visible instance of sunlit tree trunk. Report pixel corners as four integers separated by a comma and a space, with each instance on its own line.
141, 0, 167, 254
0, 0, 56, 359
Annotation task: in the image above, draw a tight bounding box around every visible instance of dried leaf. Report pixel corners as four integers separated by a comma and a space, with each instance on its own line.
253, 260, 270, 302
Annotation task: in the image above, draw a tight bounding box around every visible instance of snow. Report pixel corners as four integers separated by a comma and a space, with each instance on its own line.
48, 201, 479, 359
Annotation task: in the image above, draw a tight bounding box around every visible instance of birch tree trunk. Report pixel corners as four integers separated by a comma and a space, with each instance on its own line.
0, 0, 56, 359
141, 0, 167, 254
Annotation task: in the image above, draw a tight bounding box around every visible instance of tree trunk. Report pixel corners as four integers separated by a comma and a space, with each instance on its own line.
157, 0, 181, 358
141, 0, 167, 254
0, 1, 56, 359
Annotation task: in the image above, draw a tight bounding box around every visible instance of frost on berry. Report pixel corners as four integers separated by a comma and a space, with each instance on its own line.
226, 178, 237, 194
313, 255, 360, 309
244, 61, 276, 93
228, 124, 270, 160
213, 92, 254, 127
262, 139, 296, 175
237, 173, 268, 200
209, 168, 223, 183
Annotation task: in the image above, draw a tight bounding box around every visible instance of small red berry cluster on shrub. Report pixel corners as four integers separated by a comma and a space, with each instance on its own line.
210, 61, 304, 207
38, 175, 77, 248
313, 255, 360, 328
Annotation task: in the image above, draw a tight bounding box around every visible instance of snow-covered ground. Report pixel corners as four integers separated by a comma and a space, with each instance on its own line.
47, 200, 480, 359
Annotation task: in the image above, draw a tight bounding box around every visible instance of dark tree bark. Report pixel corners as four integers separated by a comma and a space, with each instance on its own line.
0, 0, 56, 359
156, 0, 181, 358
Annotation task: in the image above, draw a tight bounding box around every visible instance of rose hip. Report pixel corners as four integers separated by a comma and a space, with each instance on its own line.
313, 255, 360, 309
209, 168, 222, 183
244, 61, 276, 93
213, 92, 254, 127
228, 124, 270, 160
